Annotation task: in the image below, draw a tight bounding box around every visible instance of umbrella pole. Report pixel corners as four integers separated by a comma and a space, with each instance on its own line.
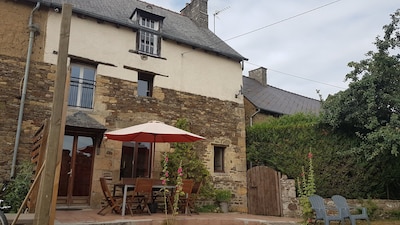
151, 141, 155, 178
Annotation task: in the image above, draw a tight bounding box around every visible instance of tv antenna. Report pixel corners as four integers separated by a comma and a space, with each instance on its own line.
213, 6, 230, 33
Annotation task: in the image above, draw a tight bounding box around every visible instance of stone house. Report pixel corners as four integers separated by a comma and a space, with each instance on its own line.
243, 67, 321, 127
0, 0, 248, 212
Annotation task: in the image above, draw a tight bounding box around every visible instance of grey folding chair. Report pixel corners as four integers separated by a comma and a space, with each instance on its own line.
308, 194, 343, 225
332, 195, 370, 225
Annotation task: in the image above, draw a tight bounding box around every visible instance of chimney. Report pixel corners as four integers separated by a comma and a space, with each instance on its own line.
181, 0, 208, 29
249, 67, 267, 86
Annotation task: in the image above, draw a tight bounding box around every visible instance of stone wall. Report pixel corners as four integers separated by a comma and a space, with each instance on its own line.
280, 175, 299, 218
0, 0, 46, 61
90, 74, 247, 212
279, 174, 400, 218
0, 55, 247, 212
0, 54, 55, 180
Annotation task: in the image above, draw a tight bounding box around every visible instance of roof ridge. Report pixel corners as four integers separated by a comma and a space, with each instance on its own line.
243, 76, 320, 102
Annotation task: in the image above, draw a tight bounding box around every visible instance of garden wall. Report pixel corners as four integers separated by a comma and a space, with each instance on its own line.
279, 175, 400, 218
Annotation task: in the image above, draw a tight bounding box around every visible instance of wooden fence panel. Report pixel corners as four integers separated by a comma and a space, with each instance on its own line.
27, 119, 49, 213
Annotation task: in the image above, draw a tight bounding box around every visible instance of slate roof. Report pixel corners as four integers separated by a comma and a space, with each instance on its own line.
243, 76, 321, 115
66, 111, 107, 130
26, 0, 246, 61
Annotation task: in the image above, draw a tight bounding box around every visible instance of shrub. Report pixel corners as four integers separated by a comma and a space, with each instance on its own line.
215, 189, 232, 203
3, 161, 33, 212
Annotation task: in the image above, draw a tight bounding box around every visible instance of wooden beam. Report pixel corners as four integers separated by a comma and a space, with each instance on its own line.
33, 4, 72, 225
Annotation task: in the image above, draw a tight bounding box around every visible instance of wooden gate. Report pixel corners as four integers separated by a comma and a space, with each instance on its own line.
27, 119, 49, 212
247, 166, 282, 216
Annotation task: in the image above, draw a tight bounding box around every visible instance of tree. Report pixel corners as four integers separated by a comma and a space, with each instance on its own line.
320, 9, 400, 159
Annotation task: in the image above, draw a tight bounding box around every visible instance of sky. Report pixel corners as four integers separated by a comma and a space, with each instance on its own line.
143, 0, 399, 100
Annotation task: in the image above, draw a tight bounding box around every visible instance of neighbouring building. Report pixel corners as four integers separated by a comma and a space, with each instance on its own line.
242, 67, 321, 217
243, 67, 321, 127
0, 0, 248, 212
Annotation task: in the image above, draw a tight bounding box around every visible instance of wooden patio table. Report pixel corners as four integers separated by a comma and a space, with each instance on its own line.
117, 178, 175, 216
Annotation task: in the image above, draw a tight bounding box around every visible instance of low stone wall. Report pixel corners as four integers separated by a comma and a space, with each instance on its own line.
280, 175, 300, 218
279, 175, 400, 218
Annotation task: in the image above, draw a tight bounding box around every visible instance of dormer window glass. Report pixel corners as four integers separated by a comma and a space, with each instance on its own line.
131, 9, 164, 56
139, 17, 159, 55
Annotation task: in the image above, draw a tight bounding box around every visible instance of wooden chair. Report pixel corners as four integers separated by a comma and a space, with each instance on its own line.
188, 181, 202, 214
129, 178, 154, 215
179, 179, 195, 215
98, 177, 122, 215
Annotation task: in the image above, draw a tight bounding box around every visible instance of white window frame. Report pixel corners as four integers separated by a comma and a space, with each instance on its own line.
138, 16, 160, 55
68, 63, 96, 109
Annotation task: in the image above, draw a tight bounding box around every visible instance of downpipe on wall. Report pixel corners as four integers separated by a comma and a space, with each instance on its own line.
10, 2, 41, 178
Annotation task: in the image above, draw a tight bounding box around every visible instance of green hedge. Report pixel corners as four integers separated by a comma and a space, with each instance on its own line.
246, 113, 393, 198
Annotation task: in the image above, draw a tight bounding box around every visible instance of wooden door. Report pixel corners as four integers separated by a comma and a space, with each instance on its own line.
58, 135, 94, 206
247, 166, 282, 216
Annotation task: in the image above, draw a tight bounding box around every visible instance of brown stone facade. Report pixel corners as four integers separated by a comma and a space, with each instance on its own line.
0, 0, 46, 61
0, 0, 247, 212
91, 74, 247, 211
0, 57, 247, 211
0, 54, 55, 180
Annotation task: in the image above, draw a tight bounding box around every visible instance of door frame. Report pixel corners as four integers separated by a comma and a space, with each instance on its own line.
57, 132, 96, 207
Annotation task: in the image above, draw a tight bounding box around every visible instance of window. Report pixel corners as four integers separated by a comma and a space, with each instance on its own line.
214, 146, 225, 172
138, 17, 159, 55
120, 142, 151, 178
68, 64, 96, 109
131, 9, 164, 56
138, 73, 154, 97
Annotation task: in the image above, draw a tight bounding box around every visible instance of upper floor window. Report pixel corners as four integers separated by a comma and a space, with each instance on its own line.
131, 9, 164, 56
68, 64, 96, 109
138, 73, 154, 97
139, 17, 159, 55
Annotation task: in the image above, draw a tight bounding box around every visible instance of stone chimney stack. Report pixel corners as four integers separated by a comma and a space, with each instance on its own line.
249, 67, 267, 86
181, 0, 208, 29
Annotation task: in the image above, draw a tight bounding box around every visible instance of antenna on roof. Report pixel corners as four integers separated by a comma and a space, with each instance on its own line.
213, 6, 230, 33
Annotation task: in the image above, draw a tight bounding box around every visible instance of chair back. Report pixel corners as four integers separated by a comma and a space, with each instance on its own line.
100, 177, 113, 200
191, 181, 202, 195
134, 178, 154, 195
182, 179, 194, 194
332, 195, 351, 218
308, 194, 327, 220
98, 177, 122, 215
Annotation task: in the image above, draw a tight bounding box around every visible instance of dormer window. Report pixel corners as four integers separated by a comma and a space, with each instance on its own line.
131, 9, 164, 56
139, 17, 159, 55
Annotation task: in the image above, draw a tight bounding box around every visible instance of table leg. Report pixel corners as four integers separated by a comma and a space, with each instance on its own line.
122, 185, 128, 216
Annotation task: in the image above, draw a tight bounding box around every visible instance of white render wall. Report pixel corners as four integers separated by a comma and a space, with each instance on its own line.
44, 11, 244, 103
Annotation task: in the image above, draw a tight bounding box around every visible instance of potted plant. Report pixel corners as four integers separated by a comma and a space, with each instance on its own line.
215, 189, 232, 213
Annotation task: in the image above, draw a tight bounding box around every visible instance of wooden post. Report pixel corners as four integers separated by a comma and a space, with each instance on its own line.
33, 4, 72, 225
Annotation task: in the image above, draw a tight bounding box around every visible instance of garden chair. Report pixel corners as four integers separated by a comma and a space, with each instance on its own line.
308, 194, 343, 225
129, 178, 153, 215
332, 195, 370, 225
98, 177, 123, 215
188, 181, 202, 214
178, 179, 195, 215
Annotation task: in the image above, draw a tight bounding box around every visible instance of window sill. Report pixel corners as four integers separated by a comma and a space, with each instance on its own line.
128, 49, 166, 60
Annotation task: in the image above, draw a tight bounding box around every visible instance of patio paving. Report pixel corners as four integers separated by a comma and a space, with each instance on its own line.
54, 209, 301, 225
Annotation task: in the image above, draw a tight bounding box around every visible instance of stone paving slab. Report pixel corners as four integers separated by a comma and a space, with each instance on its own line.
53, 209, 301, 225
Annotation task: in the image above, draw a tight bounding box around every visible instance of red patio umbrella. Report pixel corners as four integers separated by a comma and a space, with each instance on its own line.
104, 120, 205, 177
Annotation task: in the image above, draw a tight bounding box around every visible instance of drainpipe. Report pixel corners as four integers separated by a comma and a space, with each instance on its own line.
249, 108, 260, 127
10, 2, 41, 178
